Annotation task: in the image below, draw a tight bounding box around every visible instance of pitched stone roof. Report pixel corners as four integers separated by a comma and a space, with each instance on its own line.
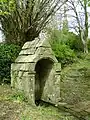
15, 38, 57, 63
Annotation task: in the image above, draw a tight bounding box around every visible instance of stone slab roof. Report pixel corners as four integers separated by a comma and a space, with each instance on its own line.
15, 38, 57, 63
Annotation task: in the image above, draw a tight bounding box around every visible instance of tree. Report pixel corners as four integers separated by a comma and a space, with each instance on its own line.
0, 0, 67, 46
0, 0, 15, 15
62, 5, 69, 33
67, 0, 89, 53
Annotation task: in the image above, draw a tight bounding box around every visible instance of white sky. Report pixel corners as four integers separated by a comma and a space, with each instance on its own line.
66, 1, 90, 37
0, 24, 3, 42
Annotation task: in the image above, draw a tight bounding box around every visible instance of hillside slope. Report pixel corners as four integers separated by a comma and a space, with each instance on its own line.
61, 55, 90, 104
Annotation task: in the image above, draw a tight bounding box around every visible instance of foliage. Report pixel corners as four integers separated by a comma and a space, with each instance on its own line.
67, 0, 89, 53
8, 91, 27, 102
48, 29, 82, 51
61, 57, 90, 104
0, 0, 15, 15
65, 33, 83, 51
0, 43, 21, 84
47, 29, 78, 67
50, 40, 76, 67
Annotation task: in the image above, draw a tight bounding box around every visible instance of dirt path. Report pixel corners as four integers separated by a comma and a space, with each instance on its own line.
0, 85, 23, 120
58, 102, 90, 120
0, 100, 23, 120
66, 101, 90, 119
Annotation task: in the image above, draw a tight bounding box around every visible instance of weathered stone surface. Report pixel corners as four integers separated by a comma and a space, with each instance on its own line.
22, 38, 39, 49
54, 63, 61, 72
11, 63, 36, 72
11, 38, 61, 106
42, 64, 60, 104
36, 39, 51, 48
15, 54, 58, 63
15, 55, 36, 63
19, 48, 36, 55
35, 47, 54, 55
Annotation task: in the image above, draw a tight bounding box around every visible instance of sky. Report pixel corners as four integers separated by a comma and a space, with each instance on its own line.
68, 7, 90, 37
0, 24, 2, 42
0, 31, 4, 42
67, 0, 90, 37
0, 31, 2, 41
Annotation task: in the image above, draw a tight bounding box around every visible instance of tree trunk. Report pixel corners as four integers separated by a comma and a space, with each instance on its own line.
83, 41, 88, 53
84, 0, 88, 53
81, 31, 88, 54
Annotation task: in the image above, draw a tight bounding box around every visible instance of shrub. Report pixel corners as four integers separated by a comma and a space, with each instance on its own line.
65, 32, 83, 51
0, 43, 21, 84
48, 28, 83, 52
51, 41, 77, 68
88, 39, 90, 51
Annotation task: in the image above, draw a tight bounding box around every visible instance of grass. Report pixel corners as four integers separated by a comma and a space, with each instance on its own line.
61, 57, 90, 104
0, 84, 77, 120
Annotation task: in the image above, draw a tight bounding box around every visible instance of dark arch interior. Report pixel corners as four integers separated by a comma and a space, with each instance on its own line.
35, 58, 54, 106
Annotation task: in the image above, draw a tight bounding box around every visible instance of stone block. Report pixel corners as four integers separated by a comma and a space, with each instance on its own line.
22, 39, 39, 49
19, 48, 36, 55
15, 55, 36, 63
11, 63, 36, 73
36, 39, 51, 48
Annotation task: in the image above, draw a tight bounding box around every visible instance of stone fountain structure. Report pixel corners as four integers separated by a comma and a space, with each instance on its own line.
11, 38, 61, 105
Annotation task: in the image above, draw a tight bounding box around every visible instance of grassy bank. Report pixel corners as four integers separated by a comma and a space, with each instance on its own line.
0, 84, 77, 120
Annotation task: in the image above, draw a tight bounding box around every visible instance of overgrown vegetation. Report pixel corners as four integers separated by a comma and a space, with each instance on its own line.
47, 29, 90, 68
51, 42, 76, 67
61, 55, 90, 104
0, 43, 21, 84
8, 91, 28, 102
48, 29, 79, 67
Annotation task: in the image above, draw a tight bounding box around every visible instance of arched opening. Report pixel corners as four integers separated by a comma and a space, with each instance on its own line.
35, 58, 54, 106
